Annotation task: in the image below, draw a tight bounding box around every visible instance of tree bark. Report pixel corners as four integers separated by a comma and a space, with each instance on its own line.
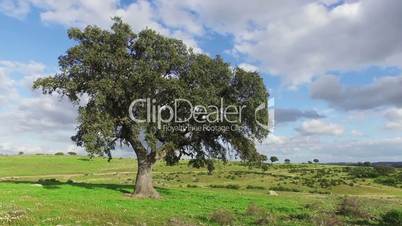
133, 156, 159, 198
128, 137, 160, 199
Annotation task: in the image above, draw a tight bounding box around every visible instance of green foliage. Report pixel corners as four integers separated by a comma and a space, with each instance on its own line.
0, 156, 402, 225
269, 185, 301, 192
349, 167, 379, 178
67, 152, 77, 156
374, 165, 396, 176
33, 18, 270, 174
261, 164, 269, 172
313, 159, 319, 163
270, 156, 279, 163
54, 152, 64, 156
246, 185, 265, 190
209, 184, 240, 189
380, 209, 402, 226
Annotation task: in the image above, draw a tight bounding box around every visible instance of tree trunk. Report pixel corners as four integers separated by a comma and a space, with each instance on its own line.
127, 136, 160, 198
133, 157, 159, 198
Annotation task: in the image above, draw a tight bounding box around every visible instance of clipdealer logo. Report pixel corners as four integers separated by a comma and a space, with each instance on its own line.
128, 98, 274, 132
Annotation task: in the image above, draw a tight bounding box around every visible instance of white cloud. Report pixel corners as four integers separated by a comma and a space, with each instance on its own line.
262, 134, 288, 145
311, 74, 402, 110
259, 135, 402, 162
3, 1, 402, 87
0, 0, 201, 51
296, 119, 344, 136
0, 60, 77, 154
0, 0, 30, 18
384, 108, 402, 130
122, 0, 402, 87
238, 63, 259, 72
351, 130, 363, 136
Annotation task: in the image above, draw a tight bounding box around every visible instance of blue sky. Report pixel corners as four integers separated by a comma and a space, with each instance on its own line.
1, 0, 402, 162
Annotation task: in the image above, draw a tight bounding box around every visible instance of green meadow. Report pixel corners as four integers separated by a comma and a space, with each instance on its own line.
0, 155, 401, 225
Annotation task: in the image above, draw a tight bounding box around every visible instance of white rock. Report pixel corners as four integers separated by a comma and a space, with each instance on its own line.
269, 190, 278, 196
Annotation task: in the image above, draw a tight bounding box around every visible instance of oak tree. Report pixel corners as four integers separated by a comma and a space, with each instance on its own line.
33, 18, 269, 198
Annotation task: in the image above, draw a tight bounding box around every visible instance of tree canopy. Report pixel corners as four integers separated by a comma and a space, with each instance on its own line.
33, 18, 270, 198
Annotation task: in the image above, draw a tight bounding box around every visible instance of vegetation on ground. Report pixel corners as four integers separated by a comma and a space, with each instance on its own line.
0, 155, 402, 225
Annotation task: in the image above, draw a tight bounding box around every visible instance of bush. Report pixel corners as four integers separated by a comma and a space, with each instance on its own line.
269, 185, 301, 192
209, 184, 240, 190
246, 185, 265, 190
313, 214, 343, 226
210, 209, 234, 225
375, 177, 398, 186
337, 197, 370, 219
246, 203, 265, 216
167, 218, 196, 226
255, 212, 276, 225
380, 209, 402, 226
374, 165, 396, 176
38, 178, 60, 184
67, 152, 77, 156
349, 167, 379, 178
54, 152, 64, 156
290, 212, 310, 220
18, 152, 24, 155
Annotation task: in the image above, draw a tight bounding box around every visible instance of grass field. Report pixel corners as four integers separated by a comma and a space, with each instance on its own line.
0, 156, 401, 225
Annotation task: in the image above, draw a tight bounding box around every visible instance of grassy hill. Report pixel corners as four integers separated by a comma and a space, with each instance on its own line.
0, 155, 401, 225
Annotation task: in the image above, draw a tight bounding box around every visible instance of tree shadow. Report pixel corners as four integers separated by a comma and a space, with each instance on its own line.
0, 179, 133, 193
1, 179, 173, 197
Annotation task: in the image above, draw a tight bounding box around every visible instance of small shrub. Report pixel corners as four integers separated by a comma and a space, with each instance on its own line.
255, 212, 276, 226
209, 184, 240, 190
375, 177, 398, 186
380, 209, 402, 226
67, 152, 77, 156
246, 185, 265, 190
261, 164, 269, 172
210, 209, 234, 225
269, 185, 301, 192
349, 167, 379, 178
38, 178, 60, 184
313, 214, 343, 226
225, 184, 240, 189
167, 218, 196, 226
54, 152, 64, 156
337, 197, 370, 219
186, 184, 198, 188
246, 203, 264, 216
166, 218, 197, 226
374, 165, 396, 176
290, 212, 310, 220
18, 152, 24, 155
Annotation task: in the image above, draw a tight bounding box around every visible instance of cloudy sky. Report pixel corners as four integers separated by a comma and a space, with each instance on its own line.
1, 0, 402, 162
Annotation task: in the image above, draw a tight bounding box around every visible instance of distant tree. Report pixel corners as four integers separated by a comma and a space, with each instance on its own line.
270, 156, 279, 164
284, 159, 290, 164
261, 164, 269, 172
374, 165, 395, 176
313, 159, 319, 163
55, 152, 64, 156
18, 152, 24, 155
67, 152, 77, 156
207, 161, 215, 175
33, 18, 270, 198
363, 161, 371, 166
308, 161, 313, 164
